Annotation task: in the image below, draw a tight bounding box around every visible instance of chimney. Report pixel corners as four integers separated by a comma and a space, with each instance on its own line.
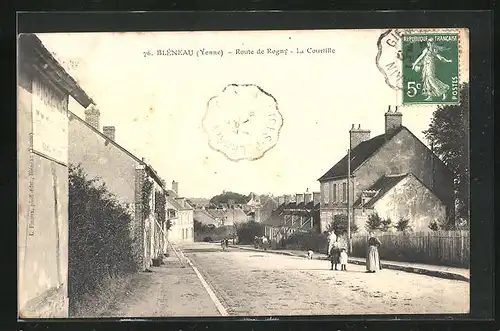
296, 193, 304, 205
385, 105, 403, 135
350, 123, 371, 150
172, 180, 179, 194
313, 192, 321, 205
304, 193, 312, 204
103, 126, 115, 140
84, 104, 100, 129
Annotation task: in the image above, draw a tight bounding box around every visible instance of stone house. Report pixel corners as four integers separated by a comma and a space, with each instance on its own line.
166, 181, 195, 243
18, 33, 94, 318
318, 105, 454, 233
68, 108, 169, 271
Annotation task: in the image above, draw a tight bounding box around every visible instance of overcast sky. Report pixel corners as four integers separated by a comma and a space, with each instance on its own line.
36, 29, 468, 198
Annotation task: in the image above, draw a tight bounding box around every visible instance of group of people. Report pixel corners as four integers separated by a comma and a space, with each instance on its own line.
254, 235, 270, 251
326, 231, 382, 273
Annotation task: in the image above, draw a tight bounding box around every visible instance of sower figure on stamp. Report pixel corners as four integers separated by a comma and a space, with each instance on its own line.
411, 37, 453, 101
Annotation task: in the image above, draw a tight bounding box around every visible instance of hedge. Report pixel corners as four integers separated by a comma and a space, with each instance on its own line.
68, 164, 137, 313
280, 230, 328, 253
236, 221, 264, 244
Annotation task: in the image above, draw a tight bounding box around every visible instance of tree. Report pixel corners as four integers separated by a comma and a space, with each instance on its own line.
395, 217, 412, 232
365, 212, 383, 232
428, 220, 440, 231
326, 214, 358, 236
423, 83, 470, 225
210, 191, 250, 205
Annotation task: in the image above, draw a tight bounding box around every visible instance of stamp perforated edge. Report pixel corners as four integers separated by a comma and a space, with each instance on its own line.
376, 28, 467, 108
398, 28, 466, 108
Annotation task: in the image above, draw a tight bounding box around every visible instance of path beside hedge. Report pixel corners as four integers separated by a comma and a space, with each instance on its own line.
230, 245, 470, 282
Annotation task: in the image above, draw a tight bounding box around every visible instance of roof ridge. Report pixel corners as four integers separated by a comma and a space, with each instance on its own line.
318, 126, 405, 181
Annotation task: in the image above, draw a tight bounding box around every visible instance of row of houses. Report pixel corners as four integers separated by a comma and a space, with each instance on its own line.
261, 107, 454, 242
17, 34, 194, 318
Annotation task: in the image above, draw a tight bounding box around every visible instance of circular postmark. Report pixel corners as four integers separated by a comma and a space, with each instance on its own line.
202, 84, 283, 162
376, 29, 405, 91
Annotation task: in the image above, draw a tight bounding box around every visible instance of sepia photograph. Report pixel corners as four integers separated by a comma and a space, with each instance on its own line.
17, 28, 470, 319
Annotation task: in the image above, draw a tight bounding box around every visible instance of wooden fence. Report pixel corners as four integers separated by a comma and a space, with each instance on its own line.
350, 231, 470, 268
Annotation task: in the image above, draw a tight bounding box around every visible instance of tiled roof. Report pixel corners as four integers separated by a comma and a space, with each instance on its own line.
20, 34, 94, 107
318, 127, 404, 181
194, 209, 219, 226
353, 174, 409, 208
166, 195, 183, 210
261, 204, 286, 226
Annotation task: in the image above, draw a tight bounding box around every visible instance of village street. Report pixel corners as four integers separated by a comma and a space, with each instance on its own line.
102, 242, 469, 317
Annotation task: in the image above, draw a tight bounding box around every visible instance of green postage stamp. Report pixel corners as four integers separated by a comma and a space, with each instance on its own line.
402, 33, 460, 105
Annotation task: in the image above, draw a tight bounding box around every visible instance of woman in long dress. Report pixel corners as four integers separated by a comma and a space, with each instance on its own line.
411, 37, 453, 101
366, 232, 382, 273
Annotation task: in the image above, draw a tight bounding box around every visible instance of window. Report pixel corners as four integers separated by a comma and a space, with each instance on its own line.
322, 183, 329, 204
342, 183, 347, 202
333, 184, 337, 202
329, 182, 333, 203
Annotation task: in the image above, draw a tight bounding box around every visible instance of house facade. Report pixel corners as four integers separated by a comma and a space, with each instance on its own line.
318, 105, 454, 233
68, 109, 167, 271
167, 181, 195, 243
17, 33, 94, 318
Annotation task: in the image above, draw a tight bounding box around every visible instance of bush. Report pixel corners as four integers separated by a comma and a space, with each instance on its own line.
396, 217, 412, 232
194, 219, 233, 242
68, 164, 136, 314
365, 212, 383, 232
380, 217, 393, 232
235, 221, 264, 244
428, 220, 440, 231
281, 230, 327, 253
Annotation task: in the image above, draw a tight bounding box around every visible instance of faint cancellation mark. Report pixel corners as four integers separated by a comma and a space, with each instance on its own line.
202, 84, 283, 162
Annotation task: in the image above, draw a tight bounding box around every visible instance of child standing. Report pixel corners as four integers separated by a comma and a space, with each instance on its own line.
340, 248, 348, 271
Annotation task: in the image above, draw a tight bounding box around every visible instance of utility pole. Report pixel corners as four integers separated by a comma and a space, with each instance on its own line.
347, 148, 352, 254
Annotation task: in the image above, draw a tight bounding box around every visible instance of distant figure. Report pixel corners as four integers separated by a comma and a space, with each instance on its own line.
225, 238, 229, 248
307, 250, 314, 259
254, 236, 260, 249
327, 231, 337, 256
329, 242, 341, 271
261, 236, 269, 251
339, 248, 348, 271
366, 232, 382, 273
221, 239, 226, 251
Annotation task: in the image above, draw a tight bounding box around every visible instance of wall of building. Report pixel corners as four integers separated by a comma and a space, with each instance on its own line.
18, 73, 69, 318
353, 129, 454, 212
376, 175, 446, 232
320, 178, 352, 231
169, 209, 194, 243
68, 115, 139, 206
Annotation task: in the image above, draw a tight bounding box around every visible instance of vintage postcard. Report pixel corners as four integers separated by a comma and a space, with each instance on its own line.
17, 28, 470, 319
